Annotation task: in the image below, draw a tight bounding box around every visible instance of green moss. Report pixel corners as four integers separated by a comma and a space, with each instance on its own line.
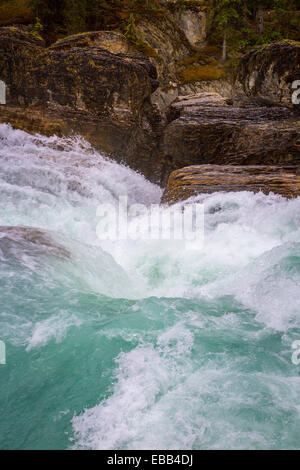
254, 39, 300, 53
55, 31, 89, 43
29, 17, 44, 41
4, 25, 44, 45
135, 40, 160, 58
180, 65, 227, 83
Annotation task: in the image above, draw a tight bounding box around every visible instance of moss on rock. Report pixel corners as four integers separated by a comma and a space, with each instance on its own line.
234, 40, 300, 107
180, 64, 227, 83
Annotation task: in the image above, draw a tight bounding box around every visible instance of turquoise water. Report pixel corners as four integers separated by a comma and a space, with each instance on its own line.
0, 123, 300, 449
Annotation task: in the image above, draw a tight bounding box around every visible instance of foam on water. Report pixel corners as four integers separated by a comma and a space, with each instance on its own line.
0, 124, 300, 450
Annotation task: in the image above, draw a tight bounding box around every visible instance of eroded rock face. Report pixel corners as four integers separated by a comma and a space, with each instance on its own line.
0, 27, 164, 183
233, 41, 300, 108
174, 9, 206, 48
162, 92, 300, 184
0, 28, 158, 115
133, 3, 212, 110
162, 165, 300, 204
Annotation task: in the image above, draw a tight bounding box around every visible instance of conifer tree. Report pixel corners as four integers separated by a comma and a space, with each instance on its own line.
209, 0, 245, 61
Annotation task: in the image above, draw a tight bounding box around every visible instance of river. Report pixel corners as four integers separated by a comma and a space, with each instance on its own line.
0, 123, 300, 450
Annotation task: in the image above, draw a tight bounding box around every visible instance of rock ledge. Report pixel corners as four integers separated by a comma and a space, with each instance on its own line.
162, 165, 300, 204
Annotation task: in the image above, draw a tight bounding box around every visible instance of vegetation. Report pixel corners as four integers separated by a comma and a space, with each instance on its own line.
180, 64, 227, 83
28, 0, 164, 44
208, 0, 300, 60
0, 0, 34, 26
0, 0, 299, 61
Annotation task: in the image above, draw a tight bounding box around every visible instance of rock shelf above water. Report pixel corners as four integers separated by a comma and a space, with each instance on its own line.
162, 165, 300, 204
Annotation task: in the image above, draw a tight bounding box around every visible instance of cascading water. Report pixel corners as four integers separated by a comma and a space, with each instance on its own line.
0, 123, 300, 450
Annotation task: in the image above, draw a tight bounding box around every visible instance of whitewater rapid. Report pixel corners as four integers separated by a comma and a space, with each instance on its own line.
0, 124, 300, 450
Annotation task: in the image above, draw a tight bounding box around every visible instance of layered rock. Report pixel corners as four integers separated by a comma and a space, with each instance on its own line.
173, 7, 206, 48
162, 91, 300, 184
162, 165, 300, 204
161, 41, 300, 189
165, 91, 230, 120
233, 41, 300, 108
162, 40, 300, 180
129, 2, 225, 111
1, 27, 300, 189
0, 27, 164, 183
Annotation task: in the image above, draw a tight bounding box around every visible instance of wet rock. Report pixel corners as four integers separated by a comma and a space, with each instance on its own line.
49, 31, 138, 55
0, 226, 70, 259
162, 92, 300, 184
233, 41, 300, 108
162, 165, 300, 204
0, 27, 163, 183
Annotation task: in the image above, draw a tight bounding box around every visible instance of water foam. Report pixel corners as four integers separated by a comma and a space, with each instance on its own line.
1, 124, 300, 450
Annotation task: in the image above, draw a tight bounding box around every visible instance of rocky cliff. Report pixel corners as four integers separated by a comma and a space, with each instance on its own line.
0, 25, 300, 191
233, 41, 300, 108
161, 90, 300, 184
162, 165, 300, 204
0, 27, 164, 182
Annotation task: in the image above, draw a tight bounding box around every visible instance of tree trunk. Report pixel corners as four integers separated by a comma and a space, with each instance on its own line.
222, 30, 227, 62
256, 7, 264, 35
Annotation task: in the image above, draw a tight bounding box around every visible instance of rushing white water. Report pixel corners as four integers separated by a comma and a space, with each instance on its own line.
0, 123, 300, 450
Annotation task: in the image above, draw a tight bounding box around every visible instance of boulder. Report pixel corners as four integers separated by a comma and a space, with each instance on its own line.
162, 92, 300, 184
162, 165, 300, 204
173, 8, 206, 48
0, 27, 164, 183
0, 28, 158, 115
233, 41, 300, 108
